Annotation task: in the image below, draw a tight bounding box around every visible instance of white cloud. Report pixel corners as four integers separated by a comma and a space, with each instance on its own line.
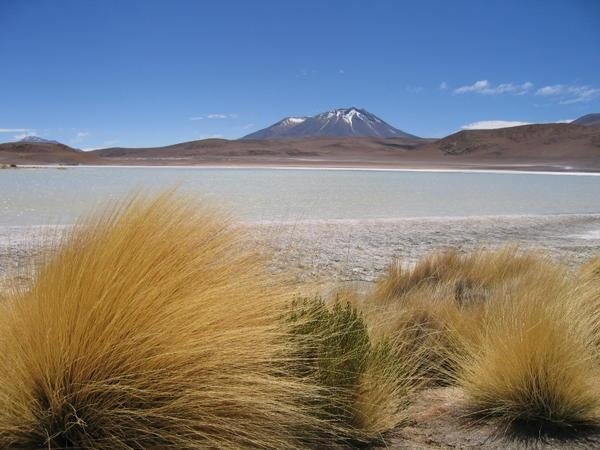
461, 120, 532, 130
536, 85, 563, 96
535, 84, 600, 103
241, 123, 255, 130
454, 80, 533, 95
339, 69, 345, 74
0, 128, 32, 133
439, 81, 448, 90
461, 118, 574, 130
191, 113, 237, 120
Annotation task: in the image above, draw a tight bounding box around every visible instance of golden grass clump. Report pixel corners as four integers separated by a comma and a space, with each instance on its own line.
364, 247, 600, 432
457, 259, 600, 431
371, 246, 543, 305
0, 193, 324, 449
359, 247, 547, 384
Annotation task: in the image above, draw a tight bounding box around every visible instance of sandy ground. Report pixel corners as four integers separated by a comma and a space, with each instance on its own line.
2, 213, 599, 284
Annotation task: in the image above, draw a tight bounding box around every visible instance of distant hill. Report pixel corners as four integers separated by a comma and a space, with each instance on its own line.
572, 113, 600, 127
419, 123, 600, 167
0, 142, 100, 165
94, 136, 423, 165
243, 107, 420, 140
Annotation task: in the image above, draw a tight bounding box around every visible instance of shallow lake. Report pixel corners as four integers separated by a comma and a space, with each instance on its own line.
1, 167, 599, 225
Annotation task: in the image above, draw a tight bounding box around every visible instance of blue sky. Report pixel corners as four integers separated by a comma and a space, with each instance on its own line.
1, 0, 599, 148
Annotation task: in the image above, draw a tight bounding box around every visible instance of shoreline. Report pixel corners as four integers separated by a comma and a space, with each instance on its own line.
13, 163, 600, 176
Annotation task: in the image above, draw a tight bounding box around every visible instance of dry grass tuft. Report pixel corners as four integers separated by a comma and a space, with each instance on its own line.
456, 259, 600, 431
0, 192, 325, 449
371, 246, 543, 305
360, 247, 547, 385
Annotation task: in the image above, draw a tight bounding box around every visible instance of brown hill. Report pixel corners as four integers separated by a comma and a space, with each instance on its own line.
94, 136, 425, 166
0, 142, 101, 165
419, 123, 600, 170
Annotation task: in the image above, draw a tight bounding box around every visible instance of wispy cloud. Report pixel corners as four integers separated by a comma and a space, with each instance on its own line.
454, 80, 533, 95
461, 120, 532, 130
297, 68, 317, 78
189, 113, 237, 120
439, 81, 448, 90
0, 128, 33, 133
535, 84, 600, 104
454, 79, 599, 104
241, 123, 255, 130
461, 118, 573, 130
405, 85, 424, 94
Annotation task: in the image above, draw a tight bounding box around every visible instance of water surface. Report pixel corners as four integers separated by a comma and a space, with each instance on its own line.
1, 167, 599, 225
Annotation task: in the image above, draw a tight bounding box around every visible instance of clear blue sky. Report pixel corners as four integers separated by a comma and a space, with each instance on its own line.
1, 0, 599, 148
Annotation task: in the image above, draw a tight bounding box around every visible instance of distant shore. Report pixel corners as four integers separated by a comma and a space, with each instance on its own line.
13, 163, 600, 176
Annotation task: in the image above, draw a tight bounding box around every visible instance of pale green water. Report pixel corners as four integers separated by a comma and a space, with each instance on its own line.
0, 167, 599, 225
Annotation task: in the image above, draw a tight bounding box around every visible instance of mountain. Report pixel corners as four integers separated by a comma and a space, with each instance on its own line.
572, 113, 600, 127
4, 122, 599, 171
243, 107, 419, 140
19, 136, 60, 144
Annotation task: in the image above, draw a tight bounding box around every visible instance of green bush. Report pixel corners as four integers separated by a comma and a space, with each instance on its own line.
288, 297, 371, 428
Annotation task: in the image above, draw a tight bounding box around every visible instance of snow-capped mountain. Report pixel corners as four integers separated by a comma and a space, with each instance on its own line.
242, 107, 419, 139
18, 136, 60, 144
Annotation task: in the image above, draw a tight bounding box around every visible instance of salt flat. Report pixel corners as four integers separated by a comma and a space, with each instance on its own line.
2, 214, 599, 285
